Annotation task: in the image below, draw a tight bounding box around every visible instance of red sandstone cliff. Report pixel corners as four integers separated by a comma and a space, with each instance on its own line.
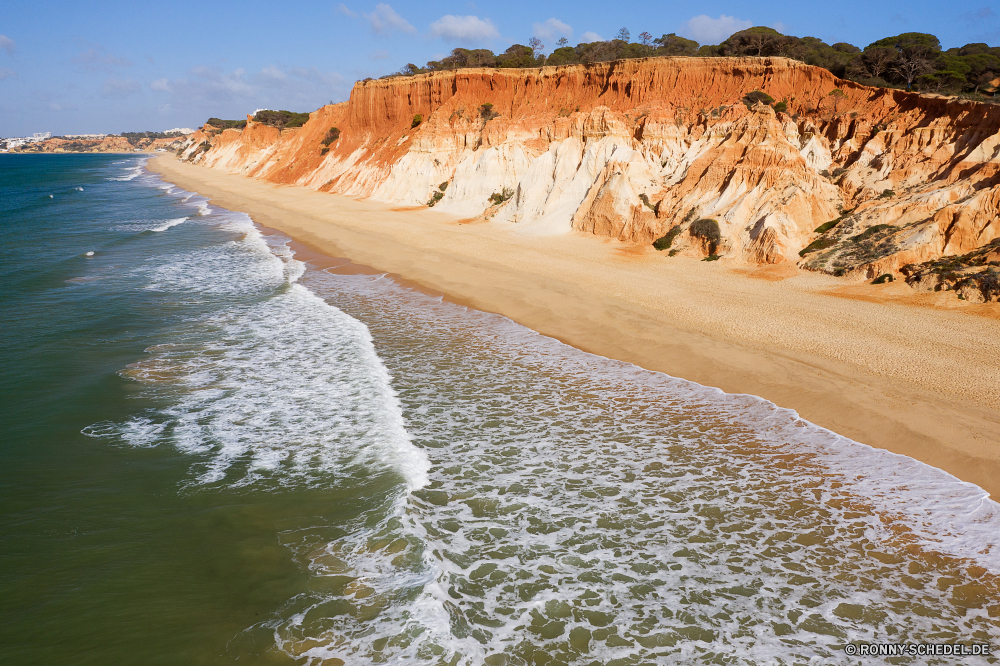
179, 57, 1000, 298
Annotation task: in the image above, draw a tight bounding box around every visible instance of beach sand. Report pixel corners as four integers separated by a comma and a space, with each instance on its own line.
149, 155, 1000, 498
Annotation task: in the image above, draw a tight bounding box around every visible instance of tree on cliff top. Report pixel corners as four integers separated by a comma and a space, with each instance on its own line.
654, 33, 699, 56
373, 25, 1000, 100
253, 110, 311, 129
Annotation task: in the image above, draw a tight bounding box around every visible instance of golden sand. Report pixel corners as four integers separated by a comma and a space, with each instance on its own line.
150, 155, 1000, 498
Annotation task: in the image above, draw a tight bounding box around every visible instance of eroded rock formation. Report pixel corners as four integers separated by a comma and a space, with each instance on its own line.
178, 57, 1000, 291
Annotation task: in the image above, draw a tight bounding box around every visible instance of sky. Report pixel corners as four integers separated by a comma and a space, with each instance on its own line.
1, 0, 998, 137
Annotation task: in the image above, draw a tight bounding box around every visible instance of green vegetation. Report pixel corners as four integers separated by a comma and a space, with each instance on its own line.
871, 273, 894, 284
638, 193, 657, 212
689, 219, 721, 242
652, 226, 682, 251
375, 29, 1000, 102
879, 189, 896, 198
798, 237, 839, 257
742, 90, 774, 108
438, 181, 448, 191
480, 103, 499, 121
814, 217, 843, 233
689, 218, 722, 256
773, 100, 788, 113
489, 187, 514, 205
206, 118, 248, 130
120, 131, 187, 141
702, 254, 722, 262
411, 114, 423, 128
252, 110, 311, 129
849, 224, 894, 243
321, 127, 341, 146
901, 238, 1000, 301
427, 191, 444, 207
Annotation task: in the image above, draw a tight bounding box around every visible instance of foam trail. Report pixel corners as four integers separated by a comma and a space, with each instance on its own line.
150, 217, 188, 232
85, 206, 428, 493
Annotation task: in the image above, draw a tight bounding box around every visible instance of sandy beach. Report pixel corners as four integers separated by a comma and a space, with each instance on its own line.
149, 154, 1000, 498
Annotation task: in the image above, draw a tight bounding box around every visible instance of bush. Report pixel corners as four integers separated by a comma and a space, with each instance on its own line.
849, 224, 894, 243
702, 254, 721, 262
489, 187, 514, 205
773, 100, 788, 113
639, 193, 657, 212
879, 189, 895, 198
480, 103, 499, 121
206, 118, 247, 130
742, 90, 774, 108
690, 218, 721, 255
438, 181, 448, 191
689, 218, 721, 242
411, 114, 423, 128
253, 110, 311, 129
427, 191, 444, 207
814, 217, 842, 233
652, 226, 682, 250
321, 127, 340, 146
799, 236, 838, 257
871, 273, 894, 284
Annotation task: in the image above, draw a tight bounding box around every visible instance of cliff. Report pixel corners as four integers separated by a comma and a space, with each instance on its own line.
178, 57, 1000, 298
13, 135, 187, 153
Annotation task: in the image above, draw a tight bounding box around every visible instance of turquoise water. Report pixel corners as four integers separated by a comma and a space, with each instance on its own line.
1, 154, 998, 665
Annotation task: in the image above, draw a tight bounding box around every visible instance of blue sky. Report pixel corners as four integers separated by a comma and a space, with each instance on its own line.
1, 0, 998, 137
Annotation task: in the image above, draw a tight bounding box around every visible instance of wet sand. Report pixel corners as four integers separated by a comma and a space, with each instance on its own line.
149, 154, 1000, 498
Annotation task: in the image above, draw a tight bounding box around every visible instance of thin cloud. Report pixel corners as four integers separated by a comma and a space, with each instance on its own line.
681, 15, 753, 44
580, 31, 603, 43
771, 21, 790, 34
336, 3, 357, 17
73, 46, 133, 71
533, 18, 572, 44
100, 78, 141, 99
149, 64, 347, 113
0, 67, 16, 80
364, 4, 416, 35
0, 35, 15, 55
429, 15, 498, 43
369, 49, 390, 61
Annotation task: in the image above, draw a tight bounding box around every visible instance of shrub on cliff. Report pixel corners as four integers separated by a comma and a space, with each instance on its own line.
497, 44, 543, 68
321, 127, 340, 146
253, 110, 311, 129
489, 188, 514, 205
652, 226, 682, 251
690, 219, 721, 242
690, 218, 722, 255
411, 114, 423, 128
480, 103, 499, 121
206, 118, 247, 130
742, 90, 774, 108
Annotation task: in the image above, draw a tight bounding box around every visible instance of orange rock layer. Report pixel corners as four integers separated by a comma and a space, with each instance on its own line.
179, 57, 1000, 275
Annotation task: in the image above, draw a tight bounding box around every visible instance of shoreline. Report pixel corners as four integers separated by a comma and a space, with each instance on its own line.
148, 154, 1000, 499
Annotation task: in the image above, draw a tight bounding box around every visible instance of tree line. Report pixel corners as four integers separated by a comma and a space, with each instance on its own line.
385, 28, 1000, 99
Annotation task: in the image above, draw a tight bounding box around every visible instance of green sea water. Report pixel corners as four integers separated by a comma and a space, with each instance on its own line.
1, 154, 998, 665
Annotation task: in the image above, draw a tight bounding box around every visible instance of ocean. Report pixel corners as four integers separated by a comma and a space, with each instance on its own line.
1, 153, 998, 665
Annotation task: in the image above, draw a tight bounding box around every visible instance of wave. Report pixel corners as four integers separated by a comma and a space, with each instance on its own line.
150, 217, 188, 232
85, 204, 427, 493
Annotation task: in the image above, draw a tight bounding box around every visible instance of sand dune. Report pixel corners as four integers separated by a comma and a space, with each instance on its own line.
150, 154, 1000, 498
